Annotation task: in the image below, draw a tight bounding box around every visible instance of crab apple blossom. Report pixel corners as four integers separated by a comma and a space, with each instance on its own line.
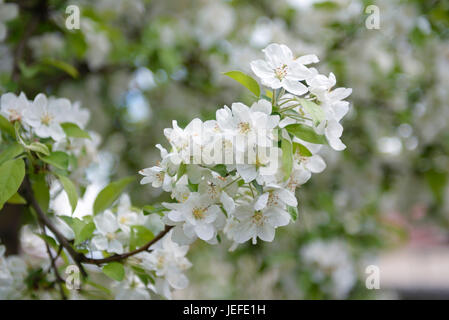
0, 41, 351, 300
250, 43, 315, 95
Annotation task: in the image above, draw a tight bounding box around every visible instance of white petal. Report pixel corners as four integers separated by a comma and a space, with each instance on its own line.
108, 239, 123, 254
296, 54, 319, 65
326, 119, 343, 139
306, 155, 326, 173
92, 235, 108, 251
250, 99, 272, 115
220, 192, 235, 215
250, 60, 273, 79
236, 164, 258, 183
195, 224, 214, 241
282, 79, 308, 96
258, 224, 275, 242
332, 101, 349, 122
166, 270, 189, 290
330, 88, 352, 101
254, 193, 269, 211
278, 189, 298, 207
328, 136, 346, 151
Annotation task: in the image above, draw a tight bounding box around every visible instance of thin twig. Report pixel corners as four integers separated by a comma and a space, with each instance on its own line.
39, 223, 67, 300
21, 173, 174, 270
79, 225, 174, 265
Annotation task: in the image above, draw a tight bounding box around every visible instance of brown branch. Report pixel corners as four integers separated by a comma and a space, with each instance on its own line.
21, 174, 88, 277
80, 225, 173, 265
38, 223, 67, 300
21, 173, 174, 273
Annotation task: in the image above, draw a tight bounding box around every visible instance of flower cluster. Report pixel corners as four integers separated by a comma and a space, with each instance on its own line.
1, 92, 89, 142
140, 43, 352, 249
0, 43, 351, 300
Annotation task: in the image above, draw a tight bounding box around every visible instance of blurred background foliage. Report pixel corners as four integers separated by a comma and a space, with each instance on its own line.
1, 0, 449, 299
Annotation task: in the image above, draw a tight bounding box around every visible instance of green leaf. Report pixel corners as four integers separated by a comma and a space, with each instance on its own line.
176, 162, 186, 181
251, 180, 263, 195
42, 58, 79, 79
18, 62, 42, 79
59, 216, 95, 246
210, 164, 227, 177
57, 174, 78, 213
93, 177, 135, 215
102, 262, 125, 281
281, 137, 293, 181
287, 205, 298, 222
0, 115, 15, 137
286, 124, 327, 145
129, 225, 154, 251
31, 174, 50, 212
293, 142, 312, 157
60, 122, 90, 139
0, 143, 24, 165
142, 204, 165, 216
298, 98, 325, 126
26, 142, 50, 156
223, 71, 260, 97
7, 192, 26, 205
36, 233, 58, 249
0, 159, 25, 210
41, 151, 69, 170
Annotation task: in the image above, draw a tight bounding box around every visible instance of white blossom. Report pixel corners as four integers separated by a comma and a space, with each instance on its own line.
92, 210, 124, 254
251, 43, 315, 95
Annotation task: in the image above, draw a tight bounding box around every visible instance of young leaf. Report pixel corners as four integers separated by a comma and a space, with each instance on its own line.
298, 98, 325, 126
102, 262, 125, 282
0, 159, 25, 210
223, 71, 260, 97
176, 162, 186, 181
26, 142, 50, 156
129, 225, 154, 251
293, 142, 312, 157
251, 180, 263, 195
59, 216, 95, 245
60, 122, 90, 139
210, 164, 227, 177
287, 205, 298, 222
281, 136, 293, 181
286, 124, 327, 145
7, 192, 26, 205
57, 174, 78, 213
41, 151, 69, 170
93, 176, 135, 215
0, 143, 24, 165
142, 204, 165, 216
42, 58, 79, 79
31, 174, 50, 212
0, 115, 15, 137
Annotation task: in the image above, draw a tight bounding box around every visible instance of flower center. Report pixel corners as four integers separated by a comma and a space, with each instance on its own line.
9, 109, 21, 121
157, 255, 165, 269
156, 172, 164, 183
274, 64, 288, 81
41, 113, 53, 126
192, 207, 206, 220
252, 210, 265, 226
119, 216, 128, 224
268, 192, 279, 206
106, 232, 116, 240
238, 122, 251, 134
